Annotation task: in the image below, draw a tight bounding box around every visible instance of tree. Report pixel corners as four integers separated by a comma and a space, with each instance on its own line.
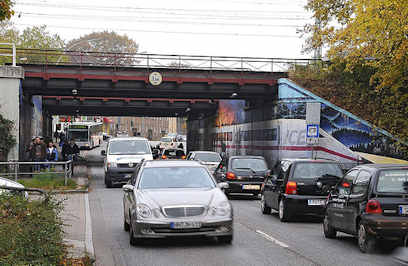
66, 31, 139, 65
0, 0, 14, 21
0, 22, 66, 64
300, 0, 408, 147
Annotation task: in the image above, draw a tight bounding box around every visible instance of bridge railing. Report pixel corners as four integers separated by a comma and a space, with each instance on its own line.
0, 47, 323, 72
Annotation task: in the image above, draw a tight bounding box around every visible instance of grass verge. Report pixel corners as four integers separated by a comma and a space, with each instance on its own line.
19, 172, 77, 190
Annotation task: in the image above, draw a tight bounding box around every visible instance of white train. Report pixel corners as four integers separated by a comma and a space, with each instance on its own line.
190, 119, 360, 169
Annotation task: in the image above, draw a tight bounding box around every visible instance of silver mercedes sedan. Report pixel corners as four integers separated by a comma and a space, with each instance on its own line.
123, 160, 233, 245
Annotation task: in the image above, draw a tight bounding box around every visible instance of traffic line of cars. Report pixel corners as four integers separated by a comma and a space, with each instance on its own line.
101, 137, 408, 255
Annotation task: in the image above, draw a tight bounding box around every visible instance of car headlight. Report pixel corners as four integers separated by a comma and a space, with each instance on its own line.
208, 201, 231, 217
136, 204, 152, 219
107, 162, 117, 168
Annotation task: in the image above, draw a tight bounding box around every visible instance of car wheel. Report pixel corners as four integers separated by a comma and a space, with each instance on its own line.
105, 174, 113, 188
358, 222, 376, 253
129, 217, 140, 246
323, 213, 337, 239
123, 211, 130, 232
260, 194, 271, 215
279, 199, 291, 222
218, 235, 233, 244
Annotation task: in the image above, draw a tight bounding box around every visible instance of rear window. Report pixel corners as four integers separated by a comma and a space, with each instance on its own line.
231, 158, 267, 171
195, 153, 221, 162
292, 163, 343, 179
376, 169, 408, 193
164, 149, 185, 157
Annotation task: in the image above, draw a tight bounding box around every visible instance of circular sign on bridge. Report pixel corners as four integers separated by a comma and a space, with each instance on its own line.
149, 72, 163, 86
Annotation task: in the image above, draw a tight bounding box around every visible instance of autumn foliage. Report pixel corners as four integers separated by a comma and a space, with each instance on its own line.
297, 0, 408, 146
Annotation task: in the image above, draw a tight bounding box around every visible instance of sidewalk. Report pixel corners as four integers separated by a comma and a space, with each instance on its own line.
58, 165, 95, 261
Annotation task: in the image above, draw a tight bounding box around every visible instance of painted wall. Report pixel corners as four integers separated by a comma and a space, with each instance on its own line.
0, 78, 20, 160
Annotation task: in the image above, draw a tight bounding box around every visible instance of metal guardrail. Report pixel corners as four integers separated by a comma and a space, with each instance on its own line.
0, 43, 16, 66
0, 160, 73, 185
0, 47, 322, 72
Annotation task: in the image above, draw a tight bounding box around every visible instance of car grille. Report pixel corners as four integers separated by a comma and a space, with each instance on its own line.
118, 163, 137, 168
163, 206, 205, 218
153, 227, 215, 234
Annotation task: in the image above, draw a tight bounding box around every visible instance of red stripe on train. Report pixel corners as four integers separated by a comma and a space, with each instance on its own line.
215, 145, 358, 162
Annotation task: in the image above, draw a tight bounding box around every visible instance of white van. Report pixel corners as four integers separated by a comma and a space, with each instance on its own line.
101, 137, 153, 188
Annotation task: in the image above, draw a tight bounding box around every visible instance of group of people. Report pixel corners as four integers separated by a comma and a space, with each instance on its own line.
26, 136, 80, 172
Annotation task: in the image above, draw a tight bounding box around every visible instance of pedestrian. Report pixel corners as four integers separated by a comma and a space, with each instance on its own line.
29, 137, 46, 172
54, 130, 60, 143
45, 141, 59, 170
62, 139, 80, 175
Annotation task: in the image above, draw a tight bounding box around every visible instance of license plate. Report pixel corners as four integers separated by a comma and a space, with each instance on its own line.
399, 205, 408, 215
308, 199, 326, 206
242, 184, 260, 190
170, 221, 201, 229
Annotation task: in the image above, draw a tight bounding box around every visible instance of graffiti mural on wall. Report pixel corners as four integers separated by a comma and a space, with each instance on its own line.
215, 100, 246, 127
31, 96, 43, 138
278, 79, 407, 160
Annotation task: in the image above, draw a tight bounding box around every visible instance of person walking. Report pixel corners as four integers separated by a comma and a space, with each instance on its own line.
62, 139, 80, 175
54, 130, 60, 143
46, 141, 59, 170
29, 137, 46, 172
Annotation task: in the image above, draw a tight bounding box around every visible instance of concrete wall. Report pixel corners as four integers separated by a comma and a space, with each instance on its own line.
0, 66, 24, 160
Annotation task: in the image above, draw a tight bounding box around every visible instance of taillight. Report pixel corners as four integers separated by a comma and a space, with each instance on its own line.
366, 199, 382, 214
162, 155, 167, 159
181, 155, 186, 159
285, 181, 297, 195
342, 182, 350, 188
226, 172, 236, 180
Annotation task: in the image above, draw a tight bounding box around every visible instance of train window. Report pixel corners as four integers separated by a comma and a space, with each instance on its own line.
227, 132, 232, 141
264, 128, 277, 141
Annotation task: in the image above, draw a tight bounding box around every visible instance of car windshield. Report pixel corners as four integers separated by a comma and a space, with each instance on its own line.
68, 130, 88, 142
195, 153, 221, 162
231, 158, 267, 171
292, 163, 343, 179
160, 137, 173, 142
109, 140, 150, 155
377, 169, 408, 193
164, 149, 185, 156
139, 167, 215, 189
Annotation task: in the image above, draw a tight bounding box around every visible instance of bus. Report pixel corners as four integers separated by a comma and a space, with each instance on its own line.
67, 122, 103, 149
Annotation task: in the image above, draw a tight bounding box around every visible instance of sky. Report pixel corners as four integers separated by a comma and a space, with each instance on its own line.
11, 0, 313, 59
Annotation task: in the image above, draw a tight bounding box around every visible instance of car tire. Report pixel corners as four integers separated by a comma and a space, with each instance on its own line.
218, 235, 233, 244
105, 174, 113, 188
323, 213, 337, 239
358, 222, 376, 253
279, 199, 291, 222
124, 213, 130, 232
129, 217, 141, 246
261, 194, 271, 215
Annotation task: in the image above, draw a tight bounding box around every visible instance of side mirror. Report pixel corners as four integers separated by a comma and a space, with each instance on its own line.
218, 182, 229, 189
123, 184, 134, 193
101, 150, 106, 156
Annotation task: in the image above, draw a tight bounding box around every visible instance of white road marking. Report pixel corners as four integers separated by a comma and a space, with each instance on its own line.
256, 230, 289, 248
84, 193, 95, 258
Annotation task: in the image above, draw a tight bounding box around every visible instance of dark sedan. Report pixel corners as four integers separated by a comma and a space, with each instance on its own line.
213, 156, 270, 197
261, 159, 343, 222
161, 148, 186, 160
324, 164, 408, 253
123, 160, 233, 245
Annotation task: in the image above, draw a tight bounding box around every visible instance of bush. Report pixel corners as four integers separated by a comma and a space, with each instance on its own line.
19, 172, 77, 190
0, 193, 66, 265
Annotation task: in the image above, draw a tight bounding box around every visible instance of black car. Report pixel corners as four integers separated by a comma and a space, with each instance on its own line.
213, 156, 270, 197
161, 148, 186, 160
323, 164, 408, 253
260, 159, 343, 222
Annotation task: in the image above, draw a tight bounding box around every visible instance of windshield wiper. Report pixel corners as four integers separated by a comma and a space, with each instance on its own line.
234, 167, 258, 173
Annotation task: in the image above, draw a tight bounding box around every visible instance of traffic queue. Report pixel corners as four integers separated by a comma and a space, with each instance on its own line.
100, 136, 408, 253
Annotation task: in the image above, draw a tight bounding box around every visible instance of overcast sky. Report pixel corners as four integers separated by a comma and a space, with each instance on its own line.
11, 0, 313, 58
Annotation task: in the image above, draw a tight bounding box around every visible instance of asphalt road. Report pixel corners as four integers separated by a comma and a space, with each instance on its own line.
86, 145, 400, 266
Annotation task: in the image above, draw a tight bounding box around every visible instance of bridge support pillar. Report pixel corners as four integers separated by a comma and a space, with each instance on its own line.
0, 66, 24, 161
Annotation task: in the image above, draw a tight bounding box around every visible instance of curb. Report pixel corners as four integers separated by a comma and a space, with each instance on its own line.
84, 193, 95, 260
